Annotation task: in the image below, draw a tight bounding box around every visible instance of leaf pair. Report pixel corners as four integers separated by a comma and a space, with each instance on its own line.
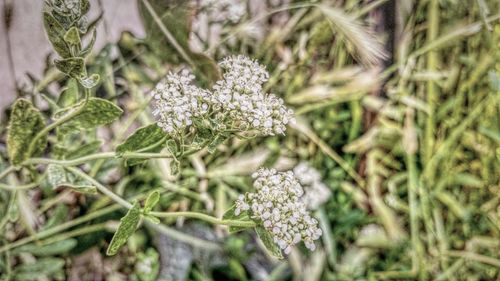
106, 191, 160, 256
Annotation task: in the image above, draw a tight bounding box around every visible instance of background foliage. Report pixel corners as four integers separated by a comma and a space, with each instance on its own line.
0, 0, 499, 280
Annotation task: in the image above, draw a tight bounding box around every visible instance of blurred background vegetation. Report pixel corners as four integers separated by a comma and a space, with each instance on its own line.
0, 0, 499, 280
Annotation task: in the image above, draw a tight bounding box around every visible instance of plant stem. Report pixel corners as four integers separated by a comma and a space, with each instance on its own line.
67, 166, 255, 228
0, 166, 15, 181
150, 211, 256, 227
24, 151, 173, 167
26, 90, 90, 159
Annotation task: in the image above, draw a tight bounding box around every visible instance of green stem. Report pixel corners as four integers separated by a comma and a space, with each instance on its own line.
0, 166, 15, 181
23, 151, 173, 167
150, 211, 256, 228
68, 167, 255, 228
0, 204, 121, 253
26, 89, 91, 158
0, 182, 38, 191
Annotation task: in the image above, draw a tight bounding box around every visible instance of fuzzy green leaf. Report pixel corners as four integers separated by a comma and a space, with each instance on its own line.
54, 57, 86, 78
13, 258, 65, 281
54, 97, 123, 133
255, 226, 283, 259
79, 73, 100, 89
64, 26, 81, 46
58, 78, 79, 107
80, 27, 97, 57
143, 190, 160, 213
43, 12, 71, 58
138, 0, 220, 85
46, 164, 68, 188
117, 124, 167, 166
223, 205, 252, 233
46, 164, 97, 194
107, 201, 141, 256
117, 124, 167, 155
7, 99, 47, 166
14, 239, 77, 256
207, 134, 229, 154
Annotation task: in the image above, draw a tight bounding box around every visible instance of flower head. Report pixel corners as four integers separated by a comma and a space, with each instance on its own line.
213, 56, 294, 136
151, 70, 211, 134
235, 168, 322, 254
293, 162, 331, 210
150, 56, 294, 137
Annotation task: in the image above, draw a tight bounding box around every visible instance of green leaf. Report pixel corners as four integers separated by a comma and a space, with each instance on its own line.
14, 239, 77, 256
7, 99, 47, 166
43, 12, 71, 58
64, 26, 81, 46
46, 164, 68, 188
138, 0, 192, 64
117, 124, 167, 155
223, 205, 253, 233
107, 201, 142, 256
46, 164, 97, 194
144, 214, 160, 224
55, 57, 86, 78
65, 140, 103, 159
58, 78, 79, 107
54, 97, 123, 133
143, 191, 160, 213
255, 226, 283, 259
13, 258, 65, 281
207, 134, 229, 154
63, 183, 98, 194
79, 73, 100, 89
80, 27, 97, 57
138, 0, 220, 85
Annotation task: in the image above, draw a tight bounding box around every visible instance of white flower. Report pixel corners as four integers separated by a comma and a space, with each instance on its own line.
150, 56, 294, 138
235, 168, 322, 254
293, 162, 332, 210
213, 56, 295, 136
151, 70, 211, 134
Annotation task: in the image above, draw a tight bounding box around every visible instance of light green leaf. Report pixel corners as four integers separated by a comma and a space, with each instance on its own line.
46, 164, 68, 188
255, 226, 283, 259
64, 26, 81, 46
117, 124, 167, 155
138, 0, 220, 85
55, 57, 86, 78
14, 239, 77, 256
143, 190, 160, 213
144, 214, 160, 224
13, 258, 65, 281
207, 134, 229, 154
63, 183, 97, 194
79, 73, 100, 89
107, 202, 142, 256
80, 27, 97, 57
43, 12, 71, 58
58, 78, 79, 107
223, 205, 252, 233
144, 193, 160, 210
7, 99, 47, 166
54, 97, 123, 133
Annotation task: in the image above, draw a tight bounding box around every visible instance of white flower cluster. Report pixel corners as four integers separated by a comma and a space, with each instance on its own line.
151, 56, 294, 137
235, 168, 322, 254
151, 70, 211, 133
213, 56, 294, 136
293, 162, 332, 210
